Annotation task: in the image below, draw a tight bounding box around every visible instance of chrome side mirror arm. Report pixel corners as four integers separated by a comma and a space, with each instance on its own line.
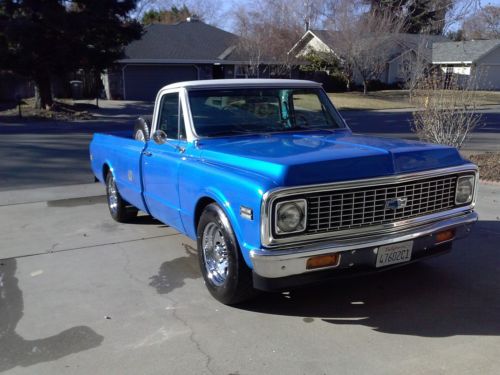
151, 130, 185, 153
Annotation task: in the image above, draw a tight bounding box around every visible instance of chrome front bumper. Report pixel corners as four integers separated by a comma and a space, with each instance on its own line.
250, 211, 478, 279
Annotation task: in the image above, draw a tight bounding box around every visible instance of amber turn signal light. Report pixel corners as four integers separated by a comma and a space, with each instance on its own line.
435, 229, 455, 243
306, 253, 340, 270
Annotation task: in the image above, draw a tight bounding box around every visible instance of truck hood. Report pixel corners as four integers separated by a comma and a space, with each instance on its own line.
198, 131, 466, 186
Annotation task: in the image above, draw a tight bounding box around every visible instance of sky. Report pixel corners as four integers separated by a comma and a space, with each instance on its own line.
138, 0, 500, 33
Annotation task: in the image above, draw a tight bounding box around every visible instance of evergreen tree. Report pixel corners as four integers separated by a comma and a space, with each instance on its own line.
141, 5, 196, 25
0, 0, 142, 109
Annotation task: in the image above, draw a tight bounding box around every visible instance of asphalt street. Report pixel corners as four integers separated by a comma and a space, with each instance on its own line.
342, 107, 500, 152
0, 102, 499, 191
0, 182, 499, 374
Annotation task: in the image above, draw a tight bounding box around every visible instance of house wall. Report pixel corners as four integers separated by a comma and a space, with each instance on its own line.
387, 53, 414, 84
474, 65, 500, 90
296, 36, 332, 57
387, 58, 403, 84
102, 68, 124, 100
476, 47, 500, 90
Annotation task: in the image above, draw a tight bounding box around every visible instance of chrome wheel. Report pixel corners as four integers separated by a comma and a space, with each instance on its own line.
202, 222, 229, 286
107, 175, 118, 215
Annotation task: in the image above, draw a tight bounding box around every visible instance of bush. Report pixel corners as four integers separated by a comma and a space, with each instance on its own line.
411, 71, 482, 149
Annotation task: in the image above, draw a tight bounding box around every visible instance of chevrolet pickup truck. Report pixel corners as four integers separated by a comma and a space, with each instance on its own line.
89, 79, 478, 304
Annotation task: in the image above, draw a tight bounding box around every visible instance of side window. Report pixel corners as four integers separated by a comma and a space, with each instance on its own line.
292, 92, 335, 127
157, 93, 180, 139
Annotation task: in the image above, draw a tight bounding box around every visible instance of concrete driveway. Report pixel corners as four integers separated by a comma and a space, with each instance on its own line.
0, 182, 499, 374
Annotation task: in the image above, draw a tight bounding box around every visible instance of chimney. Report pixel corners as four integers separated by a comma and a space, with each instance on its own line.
186, 16, 199, 22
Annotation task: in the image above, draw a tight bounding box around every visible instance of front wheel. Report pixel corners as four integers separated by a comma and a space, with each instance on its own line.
106, 172, 138, 222
197, 203, 256, 305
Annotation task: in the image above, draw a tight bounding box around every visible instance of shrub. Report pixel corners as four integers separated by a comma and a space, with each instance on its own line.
411, 71, 482, 149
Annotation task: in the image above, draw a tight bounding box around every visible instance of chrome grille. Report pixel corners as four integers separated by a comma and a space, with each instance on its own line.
307, 175, 457, 234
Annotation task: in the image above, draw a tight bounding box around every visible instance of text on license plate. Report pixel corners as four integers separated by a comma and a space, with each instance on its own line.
376, 241, 413, 268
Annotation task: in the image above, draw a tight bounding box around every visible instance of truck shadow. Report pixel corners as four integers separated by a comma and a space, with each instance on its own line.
0, 259, 104, 373
149, 243, 200, 294
240, 220, 500, 338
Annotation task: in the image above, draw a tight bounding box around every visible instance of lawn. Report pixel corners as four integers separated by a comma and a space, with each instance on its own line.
329, 90, 500, 111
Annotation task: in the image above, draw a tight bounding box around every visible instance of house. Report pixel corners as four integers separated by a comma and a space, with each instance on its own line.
103, 18, 297, 101
432, 39, 500, 90
289, 29, 448, 86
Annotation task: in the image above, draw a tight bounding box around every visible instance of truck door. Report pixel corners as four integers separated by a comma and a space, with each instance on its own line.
141, 91, 187, 232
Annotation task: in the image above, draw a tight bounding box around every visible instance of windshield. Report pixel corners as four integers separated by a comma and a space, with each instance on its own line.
187, 87, 345, 137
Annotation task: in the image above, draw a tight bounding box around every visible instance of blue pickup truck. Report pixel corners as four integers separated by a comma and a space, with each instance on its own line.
90, 79, 478, 304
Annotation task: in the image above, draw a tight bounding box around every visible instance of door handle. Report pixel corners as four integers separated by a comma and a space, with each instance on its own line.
142, 151, 152, 157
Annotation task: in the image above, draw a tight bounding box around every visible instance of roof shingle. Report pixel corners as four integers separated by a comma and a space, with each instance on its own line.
123, 21, 238, 61
432, 40, 500, 63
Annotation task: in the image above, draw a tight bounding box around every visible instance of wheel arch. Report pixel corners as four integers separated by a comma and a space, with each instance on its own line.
190, 191, 254, 267
102, 163, 111, 182
194, 196, 216, 231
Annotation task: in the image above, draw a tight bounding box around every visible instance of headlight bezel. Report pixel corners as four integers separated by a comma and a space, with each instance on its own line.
455, 174, 475, 205
274, 199, 307, 235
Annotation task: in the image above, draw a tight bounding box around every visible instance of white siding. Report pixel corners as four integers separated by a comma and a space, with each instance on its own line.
296, 36, 333, 57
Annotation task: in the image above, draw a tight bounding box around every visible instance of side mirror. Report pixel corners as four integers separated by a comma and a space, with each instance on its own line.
152, 130, 167, 145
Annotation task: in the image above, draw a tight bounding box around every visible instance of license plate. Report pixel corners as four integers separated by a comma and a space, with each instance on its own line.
376, 241, 413, 268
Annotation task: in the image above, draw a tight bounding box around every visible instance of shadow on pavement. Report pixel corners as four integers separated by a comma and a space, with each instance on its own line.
240, 220, 500, 337
129, 215, 166, 226
0, 259, 104, 373
149, 243, 200, 294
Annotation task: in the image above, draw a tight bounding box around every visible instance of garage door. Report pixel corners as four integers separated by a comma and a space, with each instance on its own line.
124, 65, 198, 101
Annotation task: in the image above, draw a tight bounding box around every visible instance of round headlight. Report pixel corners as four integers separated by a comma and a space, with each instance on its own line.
276, 201, 306, 233
455, 176, 474, 204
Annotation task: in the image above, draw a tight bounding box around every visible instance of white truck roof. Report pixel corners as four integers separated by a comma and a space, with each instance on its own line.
162, 78, 322, 91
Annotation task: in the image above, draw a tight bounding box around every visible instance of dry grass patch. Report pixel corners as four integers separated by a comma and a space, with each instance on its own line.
468, 153, 500, 182
328, 90, 500, 111
0, 98, 93, 122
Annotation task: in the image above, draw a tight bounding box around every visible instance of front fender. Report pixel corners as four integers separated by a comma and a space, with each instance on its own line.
178, 158, 277, 268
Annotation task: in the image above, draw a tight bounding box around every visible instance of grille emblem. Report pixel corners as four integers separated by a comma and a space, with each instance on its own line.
385, 197, 408, 210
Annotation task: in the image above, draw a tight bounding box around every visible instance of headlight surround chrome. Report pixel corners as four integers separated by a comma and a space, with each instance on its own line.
275, 199, 307, 234
455, 175, 475, 205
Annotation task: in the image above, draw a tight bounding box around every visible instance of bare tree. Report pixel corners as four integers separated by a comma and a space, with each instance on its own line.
334, 7, 405, 94
399, 37, 430, 102
411, 70, 482, 149
134, 0, 225, 26
232, 0, 316, 77
462, 5, 500, 40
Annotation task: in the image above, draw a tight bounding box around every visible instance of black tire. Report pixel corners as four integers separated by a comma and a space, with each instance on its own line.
133, 116, 151, 142
105, 171, 138, 222
197, 203, 257, 305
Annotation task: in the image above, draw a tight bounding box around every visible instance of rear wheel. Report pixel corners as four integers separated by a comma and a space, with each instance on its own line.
106, 172, 138, 222
197, 203, 256, 305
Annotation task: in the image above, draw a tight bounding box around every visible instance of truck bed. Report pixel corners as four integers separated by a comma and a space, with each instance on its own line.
90, 131, 148, 212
